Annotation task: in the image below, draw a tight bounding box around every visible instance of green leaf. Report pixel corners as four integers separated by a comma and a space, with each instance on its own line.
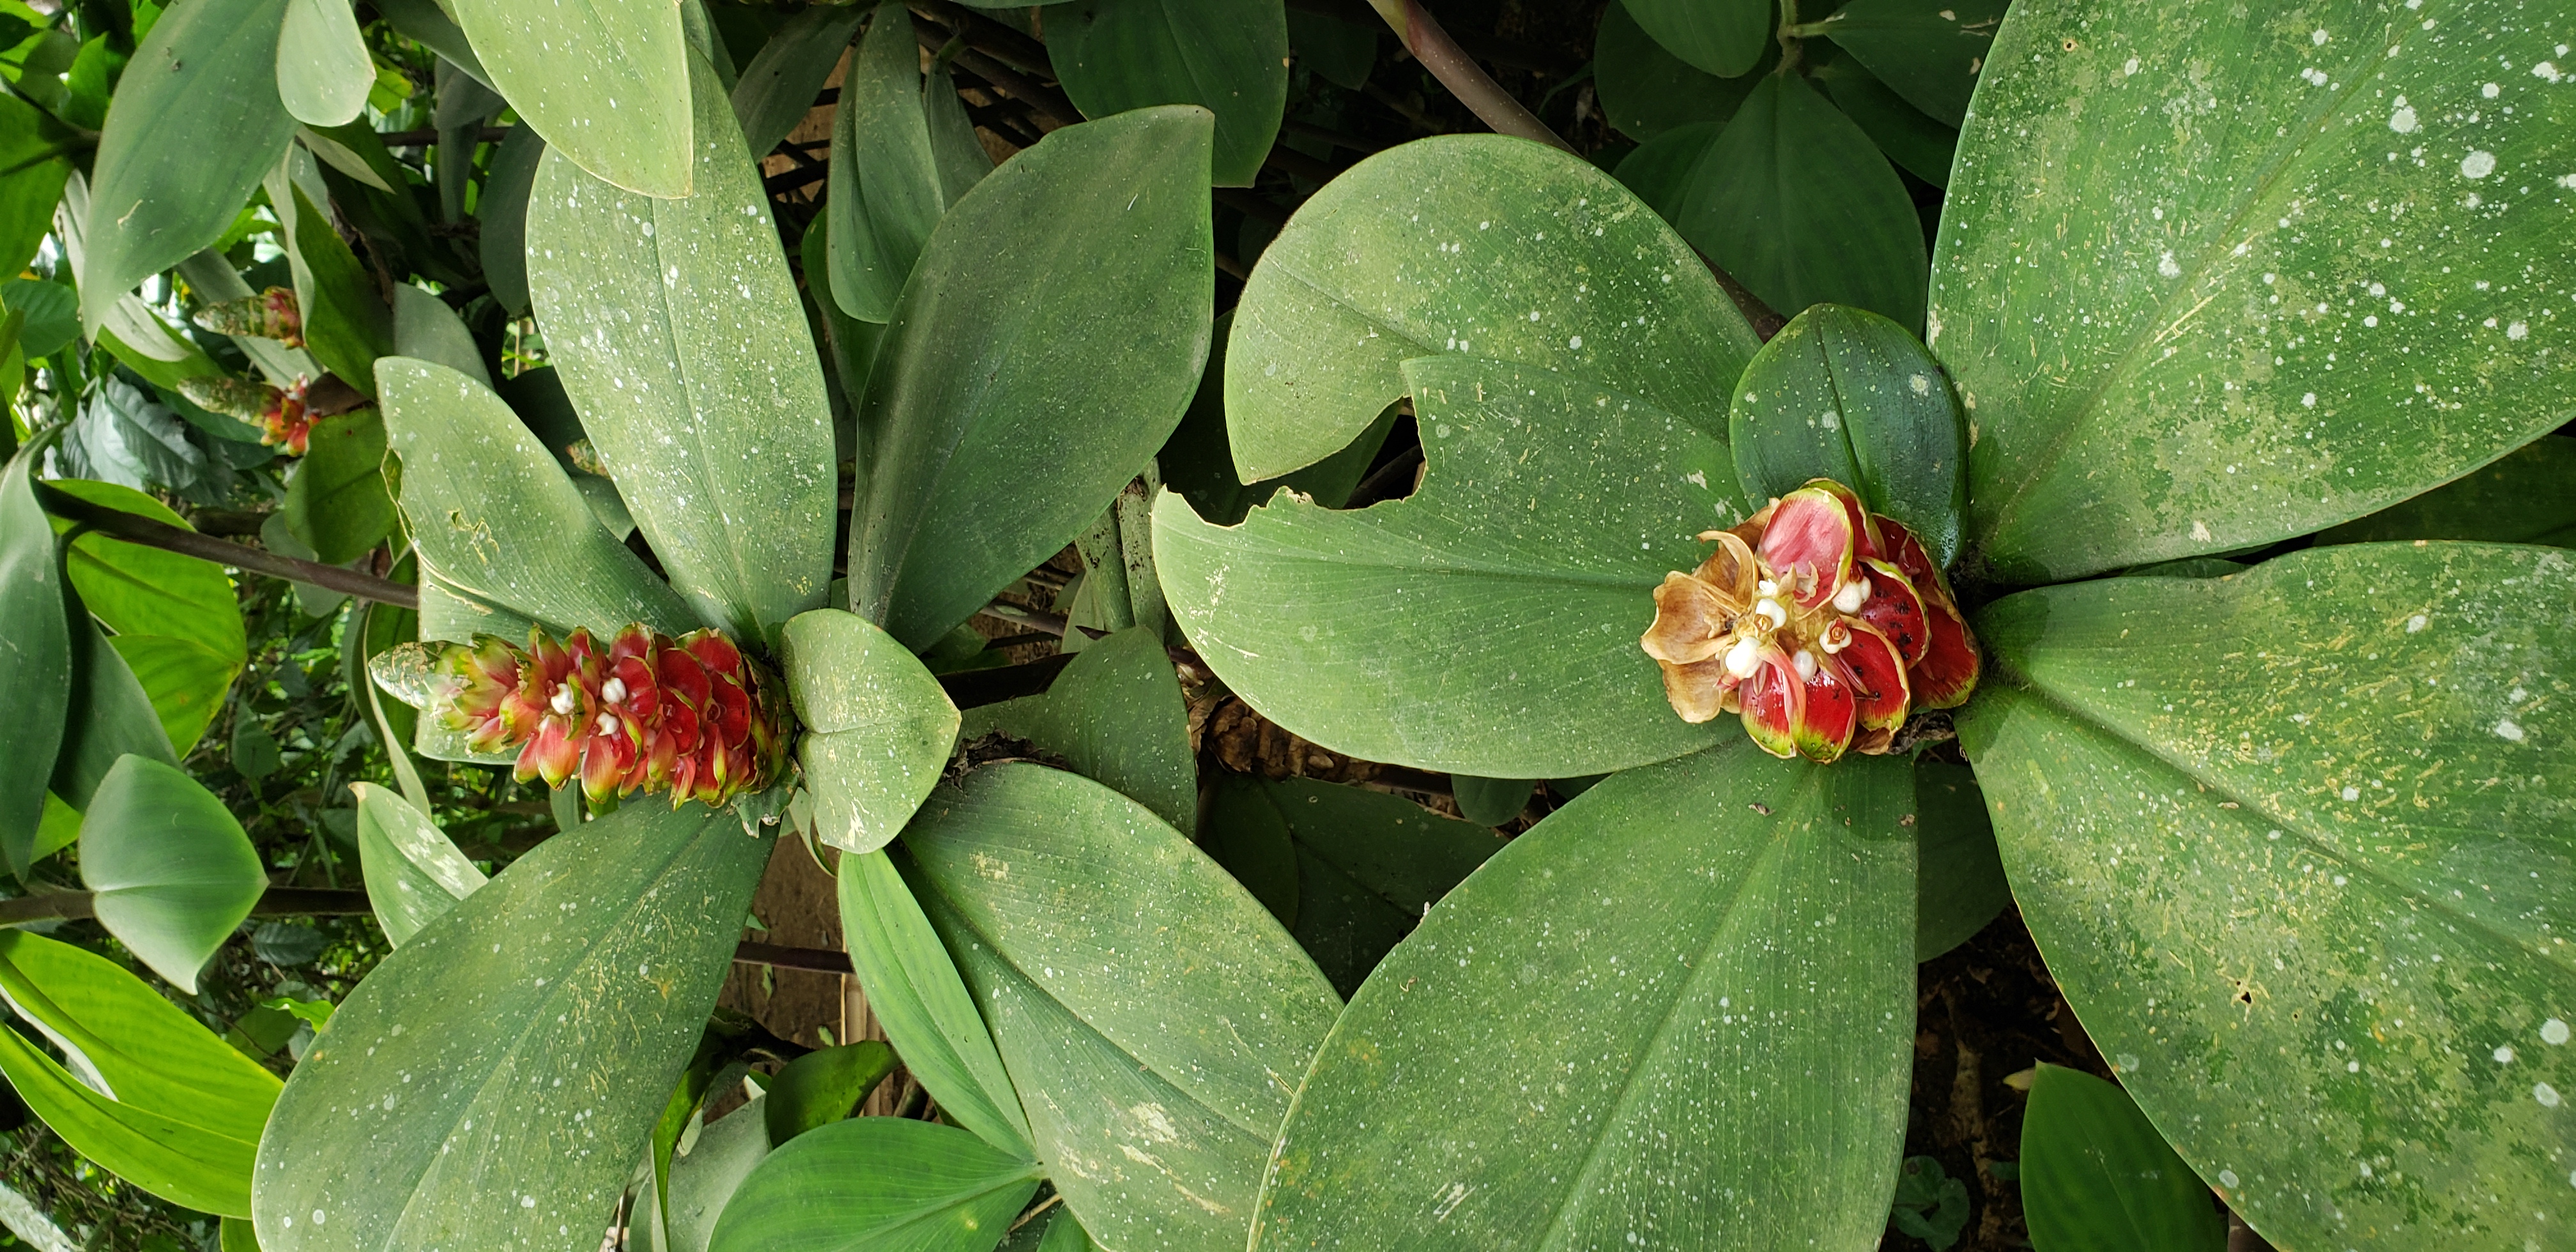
1889, 1154, 1973, 1249
280, 184, 393, 394
1618, 0, 1773, 78
905, 764, 1340, 1250
1254, 743, 1917, 1248
1156, 312, 1398, 528
0, 450, 72, 878
836, 848, 1034, 1157
79, 756, 265, 993
349, 781, 485, 947
779, 608, 960, 854
1729, 302, 1968, 566
732, 3, 869, 160
959, 626, 1193, 830
49, 606, 177, 811
923, 62, 994, 209
826, 4, 951, 324
282, 409, 395, 565
477, 124, 546, 317
2315, 435, 2576, 548
1958, 542, 2575, 1250
1629, 73, 1929, 329
176, 250, 323, 386
1, 279, 77, 361
1932, 1, 2576, 583
2020, 1064, 2225, 1252
761, 1041, 896, 1144
111, 635, 238, 756
0, 94, 77, 280
1197, 774, 1505, 998
277, 0, 371, 126
645, 1095, 772, 1252
528, 53, 835, 646
390, 284, 490, 388
0, 931, 279, 1218
1913, 756, 2004, 961
1047, 0, 1289, 187
1813, 0, 1999, 128
706, 1117, 1041, 1252
78, 0, 293, 331
1594, 0, 1769, 141
374, 0, 493, 89
1156, 355, 1738, 779
1285, 9, 1375, 92
1447, 774, 1530, 827
1227, 133, 1758, 482
49, 479, 246, 664
378, 356, 696, 639
848, 105, 1213, 650
251, 803, 774, 1251
1810, 47, 1957, 188
447, 0, 691, 196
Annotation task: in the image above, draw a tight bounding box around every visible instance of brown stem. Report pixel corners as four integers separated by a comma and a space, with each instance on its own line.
913, 19, 1084, 127
38, 484, 420, 611
377, 126, 512, 148
733, 941, 853, 975
1368, 0, 1573, 152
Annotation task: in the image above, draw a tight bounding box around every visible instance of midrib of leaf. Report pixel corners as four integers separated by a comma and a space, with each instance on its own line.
372, 813, 726, 1250
862, 1161, 1045, 1237
1986, 670, 2568, 977
1539, 767, 1829, 1252
1964, 22, 2402, 547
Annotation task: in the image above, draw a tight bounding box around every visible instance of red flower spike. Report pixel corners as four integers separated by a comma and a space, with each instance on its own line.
1641, 478, 1979, 757
1754, 487, 1857, 609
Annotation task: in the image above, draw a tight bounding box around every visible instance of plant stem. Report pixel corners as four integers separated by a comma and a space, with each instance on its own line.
36, 484, 420, 611
0, 886, 372, 928
732, 941, 853, 975
1365, 0, 1574, 152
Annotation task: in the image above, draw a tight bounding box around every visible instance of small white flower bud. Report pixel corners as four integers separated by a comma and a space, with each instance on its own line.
549, 684, 576, 715
595, 712, 620, 736
602, 676, 629, 704
1724, 637, 1763, 679
1831, 574, 1871, 615
1793, 650, 1820, 682
1756, 599, 1789, 629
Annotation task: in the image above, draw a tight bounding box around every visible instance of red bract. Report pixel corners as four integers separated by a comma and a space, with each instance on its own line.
427, 622, 792, 807
1640, 479, 1982, 763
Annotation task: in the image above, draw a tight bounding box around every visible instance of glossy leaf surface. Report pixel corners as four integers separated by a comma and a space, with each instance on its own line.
2315, 436, 2576, 547
1814, 0, 2002, 126
827, 4, 950, 324
79, 0, 293, 329
1595, 0, 1767, 141
1048, 0, 1289, 187
850, 106, 1213, 650
645, 1095, 772, 1252
733, 3, 870, 160
379, 356, 695, 639
283, 410, 394, 565
253, 804, 772, 1251
1730, 303, 1967, 565
277, 0, 372, 126
0, 96, 75, 280
77, 758, 258, 993
448, 0, 691, 195
1255, 743, 1917, 1249
1227, 134, 1758, 481
350, 781, 485, 947
2020, 1064, 2225, 1252
51, 480, 245, 664
763, 1041, 896, 1144
1620, 0, 1773, 78
1913, 758, 2005, 961
530, 55, 835, 645
0, 452, 67, 877
1159, 355, 1739, 779
1930, 0, 2576, 581
780, 608, 960, 855
707, 1117, 1041, 1252
906, 764, 1340, 1251
837, 849, 1034, 1157
959, 626, 1194, 830
280, 185, 392, 396
1961, 543, 2574, 1249
49, 606, 176, 810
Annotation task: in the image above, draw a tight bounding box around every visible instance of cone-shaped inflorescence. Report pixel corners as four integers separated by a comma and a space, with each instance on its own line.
177, 375, 312, 455
429, 624, 793, 807
191, 286, 304, 347
1641, 480, 1980, 763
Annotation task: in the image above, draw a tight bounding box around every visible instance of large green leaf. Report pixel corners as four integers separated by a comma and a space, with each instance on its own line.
905, 764, 1340, 1251
378, 356, 694, 639
390, 284, 490, 388
279, 184, 393, 395
848, 105, 1213, 650
477, 125, 546, 316
1156, 312, 1397, 528
2315, 435, 2576, 547
78, 0, 293, 330
641, 1094, 772, 1252
1627, 73, 1929, 330
1197, 774, 1505, 998
1047, 0, 1289, 188
282, 409, 395, 565
277, 0, 372, 127
1730, 302, 1968, 565
0, 94, 77, 280
707, 1117, 1041, 1252
79, 756, 265, 994
826, 4, 951, 324
1157, 355, 1738, 779
1254, 742, 1917, 1249
0, 932, 279, 1218
732, 3, 870, 160
1960, 542, 2575, 1250
447, 0, 690, 196
1912, 757, 2005, 961
779, 608, 959, 855
1812, 0, 2002, 126
1619, 0, 1773, 78
1226, 134, 1758, 481
2020, 1064, 2226, 1252
1809, 46, 1958, 188
1931, 0, 2576, 583
349, 781, 485, 947
959, 626, 1194, 830
111, 635, 238, 756
1594, 0, 1768, 141
762, 1042, 896, 1145
836, 849, 1035, 1157
49, 480, 245, 664
252, 802, 774, 1251
0, 452, 72, 878
49, 605, 177, 811
528, 53, 835, 646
